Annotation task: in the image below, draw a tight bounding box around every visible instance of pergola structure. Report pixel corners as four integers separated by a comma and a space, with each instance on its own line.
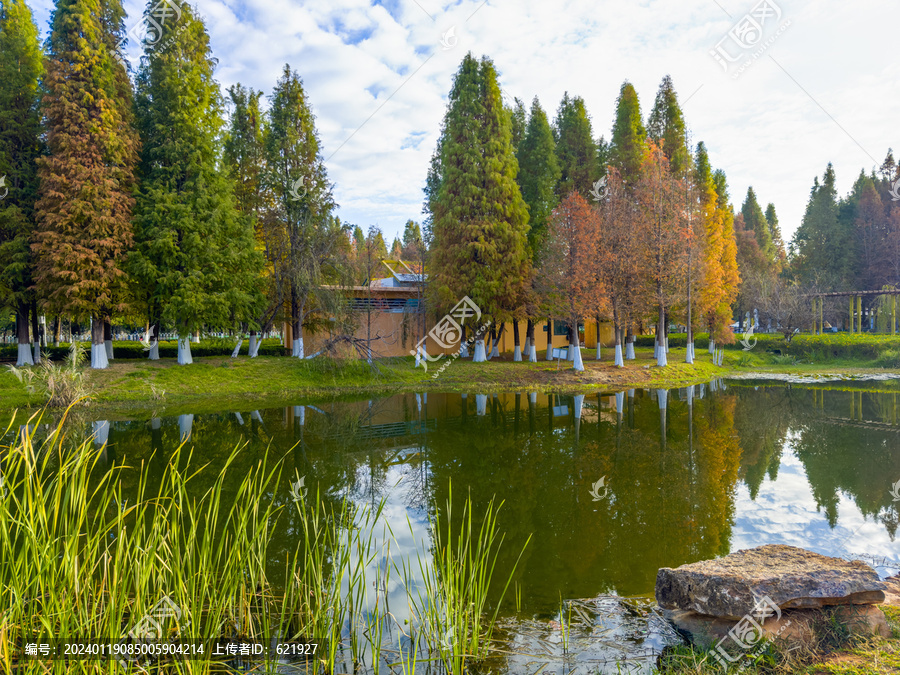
808, 289, 900, 334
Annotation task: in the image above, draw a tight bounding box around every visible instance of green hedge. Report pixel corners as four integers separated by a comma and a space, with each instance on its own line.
0, 338, 286, 361
633, 333, 712, 349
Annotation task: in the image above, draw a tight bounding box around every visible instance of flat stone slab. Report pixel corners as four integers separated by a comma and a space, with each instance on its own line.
656, 545, 886, 619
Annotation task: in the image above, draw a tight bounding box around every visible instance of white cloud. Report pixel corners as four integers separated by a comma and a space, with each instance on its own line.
27, 0, 900, 241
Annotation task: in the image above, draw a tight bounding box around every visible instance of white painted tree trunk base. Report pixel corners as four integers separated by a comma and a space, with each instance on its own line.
295, 406, 306, 425
149, 342, 159, 360
191, 334, 200, 344
231, 338, 242, 358
529, 392, 537, 405
234, 412, 245, 425
568, 344, 575, 361
614, 344, 624, 367
528, 344, 538, 362
573, 394, 584, 419
665, 337, 669, 353
687, 385, 694, 407
17, 343, 34, 366
625, 342, 635, 360
292, 337, 304, 358
473, 339, 487, 362
595, 342, 601, 360
513, 346, 522, 361
657, 347, 668, 367
151, 417, 161, 430
546, 343, 553, 360
476, 394, 487, 416
685, 341, 694, 364
709, 339, 716, 354
460, 342, 469, 358
654, 342, 659, 359
91, 343, 109, 369
249, 335, 260, 357
105, 341, 114, 360
32, 343, 41, 365
573, 346, 584, 372
177, 339, 193, 365
615, 391, 624, 416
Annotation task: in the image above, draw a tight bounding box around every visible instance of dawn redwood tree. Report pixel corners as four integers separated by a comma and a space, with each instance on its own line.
607, 81, 647, 357
264, 65, 343, 359
598, 169, 643, 366
694, 143, 739, 352
517, 96, 560, 361
224, 84, 268, 356
0, 0, 42, 366
647, 75, 689, 177
427, 53, 530, 362
131, 2, 263, 365
554, 92, 597, 199
636, 142, 688, 367
33, 0, 137, 369
539, 192, 604, 372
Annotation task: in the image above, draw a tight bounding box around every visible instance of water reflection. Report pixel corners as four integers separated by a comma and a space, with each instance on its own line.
5, 383, 900, 672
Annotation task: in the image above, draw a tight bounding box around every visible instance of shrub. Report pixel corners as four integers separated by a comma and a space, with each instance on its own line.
6, 343, 90, 406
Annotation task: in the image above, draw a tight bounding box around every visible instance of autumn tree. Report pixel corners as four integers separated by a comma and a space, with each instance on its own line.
33, 0, 138, 369
539, 193, 604, 371
635, 142, 688, 367
0, 0, 42, 366
427, 53, 530, 362
598, 168, 644, 366
131, 2, 263, 365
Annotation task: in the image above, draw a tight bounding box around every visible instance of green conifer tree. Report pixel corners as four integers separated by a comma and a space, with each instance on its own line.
608, 81, 647, 186
0, 0, 43, 366
131, 2, 263, 365
647, 75, 689, 176
427, 53, 530, 362
553, 93, 597, 199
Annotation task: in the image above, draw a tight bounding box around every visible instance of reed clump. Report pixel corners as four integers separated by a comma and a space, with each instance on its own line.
0, 409, 524, 674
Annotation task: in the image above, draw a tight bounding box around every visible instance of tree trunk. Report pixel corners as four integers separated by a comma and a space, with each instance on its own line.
613, 306, 624, 368
231, 332, 243, 358
625, 324, 635, 360
656, 308, 668, 367
473, 337, 487, 362
460, 324, 469, 358
291, 289, 304, 358
90, 317, 109, 369
572, 321, 584, 372
513, 321, 521, 361
104, 318, 114, 361
177, 335, 193, 365
567, 324, 575, 361
249, 329, 259, 357
148, 321, 160, 360
489, 323, 503, 359
30, 300, 41, 364
527, 319, 537, 362
594, 314, 601, 360
16, 302, 33, 366
546, 319, 553, 360
52, 316, 61, 347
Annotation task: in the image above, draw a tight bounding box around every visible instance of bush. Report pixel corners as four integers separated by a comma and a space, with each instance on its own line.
6, 343, 90, 406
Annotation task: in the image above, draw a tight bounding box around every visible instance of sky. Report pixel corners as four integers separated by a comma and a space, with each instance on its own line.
29, 0, 900, 243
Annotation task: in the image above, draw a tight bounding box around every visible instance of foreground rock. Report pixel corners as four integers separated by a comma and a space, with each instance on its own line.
664, 604, 890, 649
656, 544, 886, 619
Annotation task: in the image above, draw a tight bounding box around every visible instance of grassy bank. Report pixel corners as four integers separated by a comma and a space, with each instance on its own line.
2, 335, 899, 415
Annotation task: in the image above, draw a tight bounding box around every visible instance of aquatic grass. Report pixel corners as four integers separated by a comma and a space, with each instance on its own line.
1, 410, 523, 674
397, 485, 531, 675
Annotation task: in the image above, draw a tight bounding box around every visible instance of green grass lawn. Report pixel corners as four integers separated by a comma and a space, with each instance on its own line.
2, 339, 899, 417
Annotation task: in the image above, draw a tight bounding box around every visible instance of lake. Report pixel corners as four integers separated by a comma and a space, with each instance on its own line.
5, 381, 900, 674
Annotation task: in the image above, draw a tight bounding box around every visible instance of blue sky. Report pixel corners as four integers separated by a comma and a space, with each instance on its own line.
28, 0, 900, 242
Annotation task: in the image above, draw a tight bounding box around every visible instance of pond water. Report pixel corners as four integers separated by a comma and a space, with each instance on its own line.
5, 381, 900, 673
